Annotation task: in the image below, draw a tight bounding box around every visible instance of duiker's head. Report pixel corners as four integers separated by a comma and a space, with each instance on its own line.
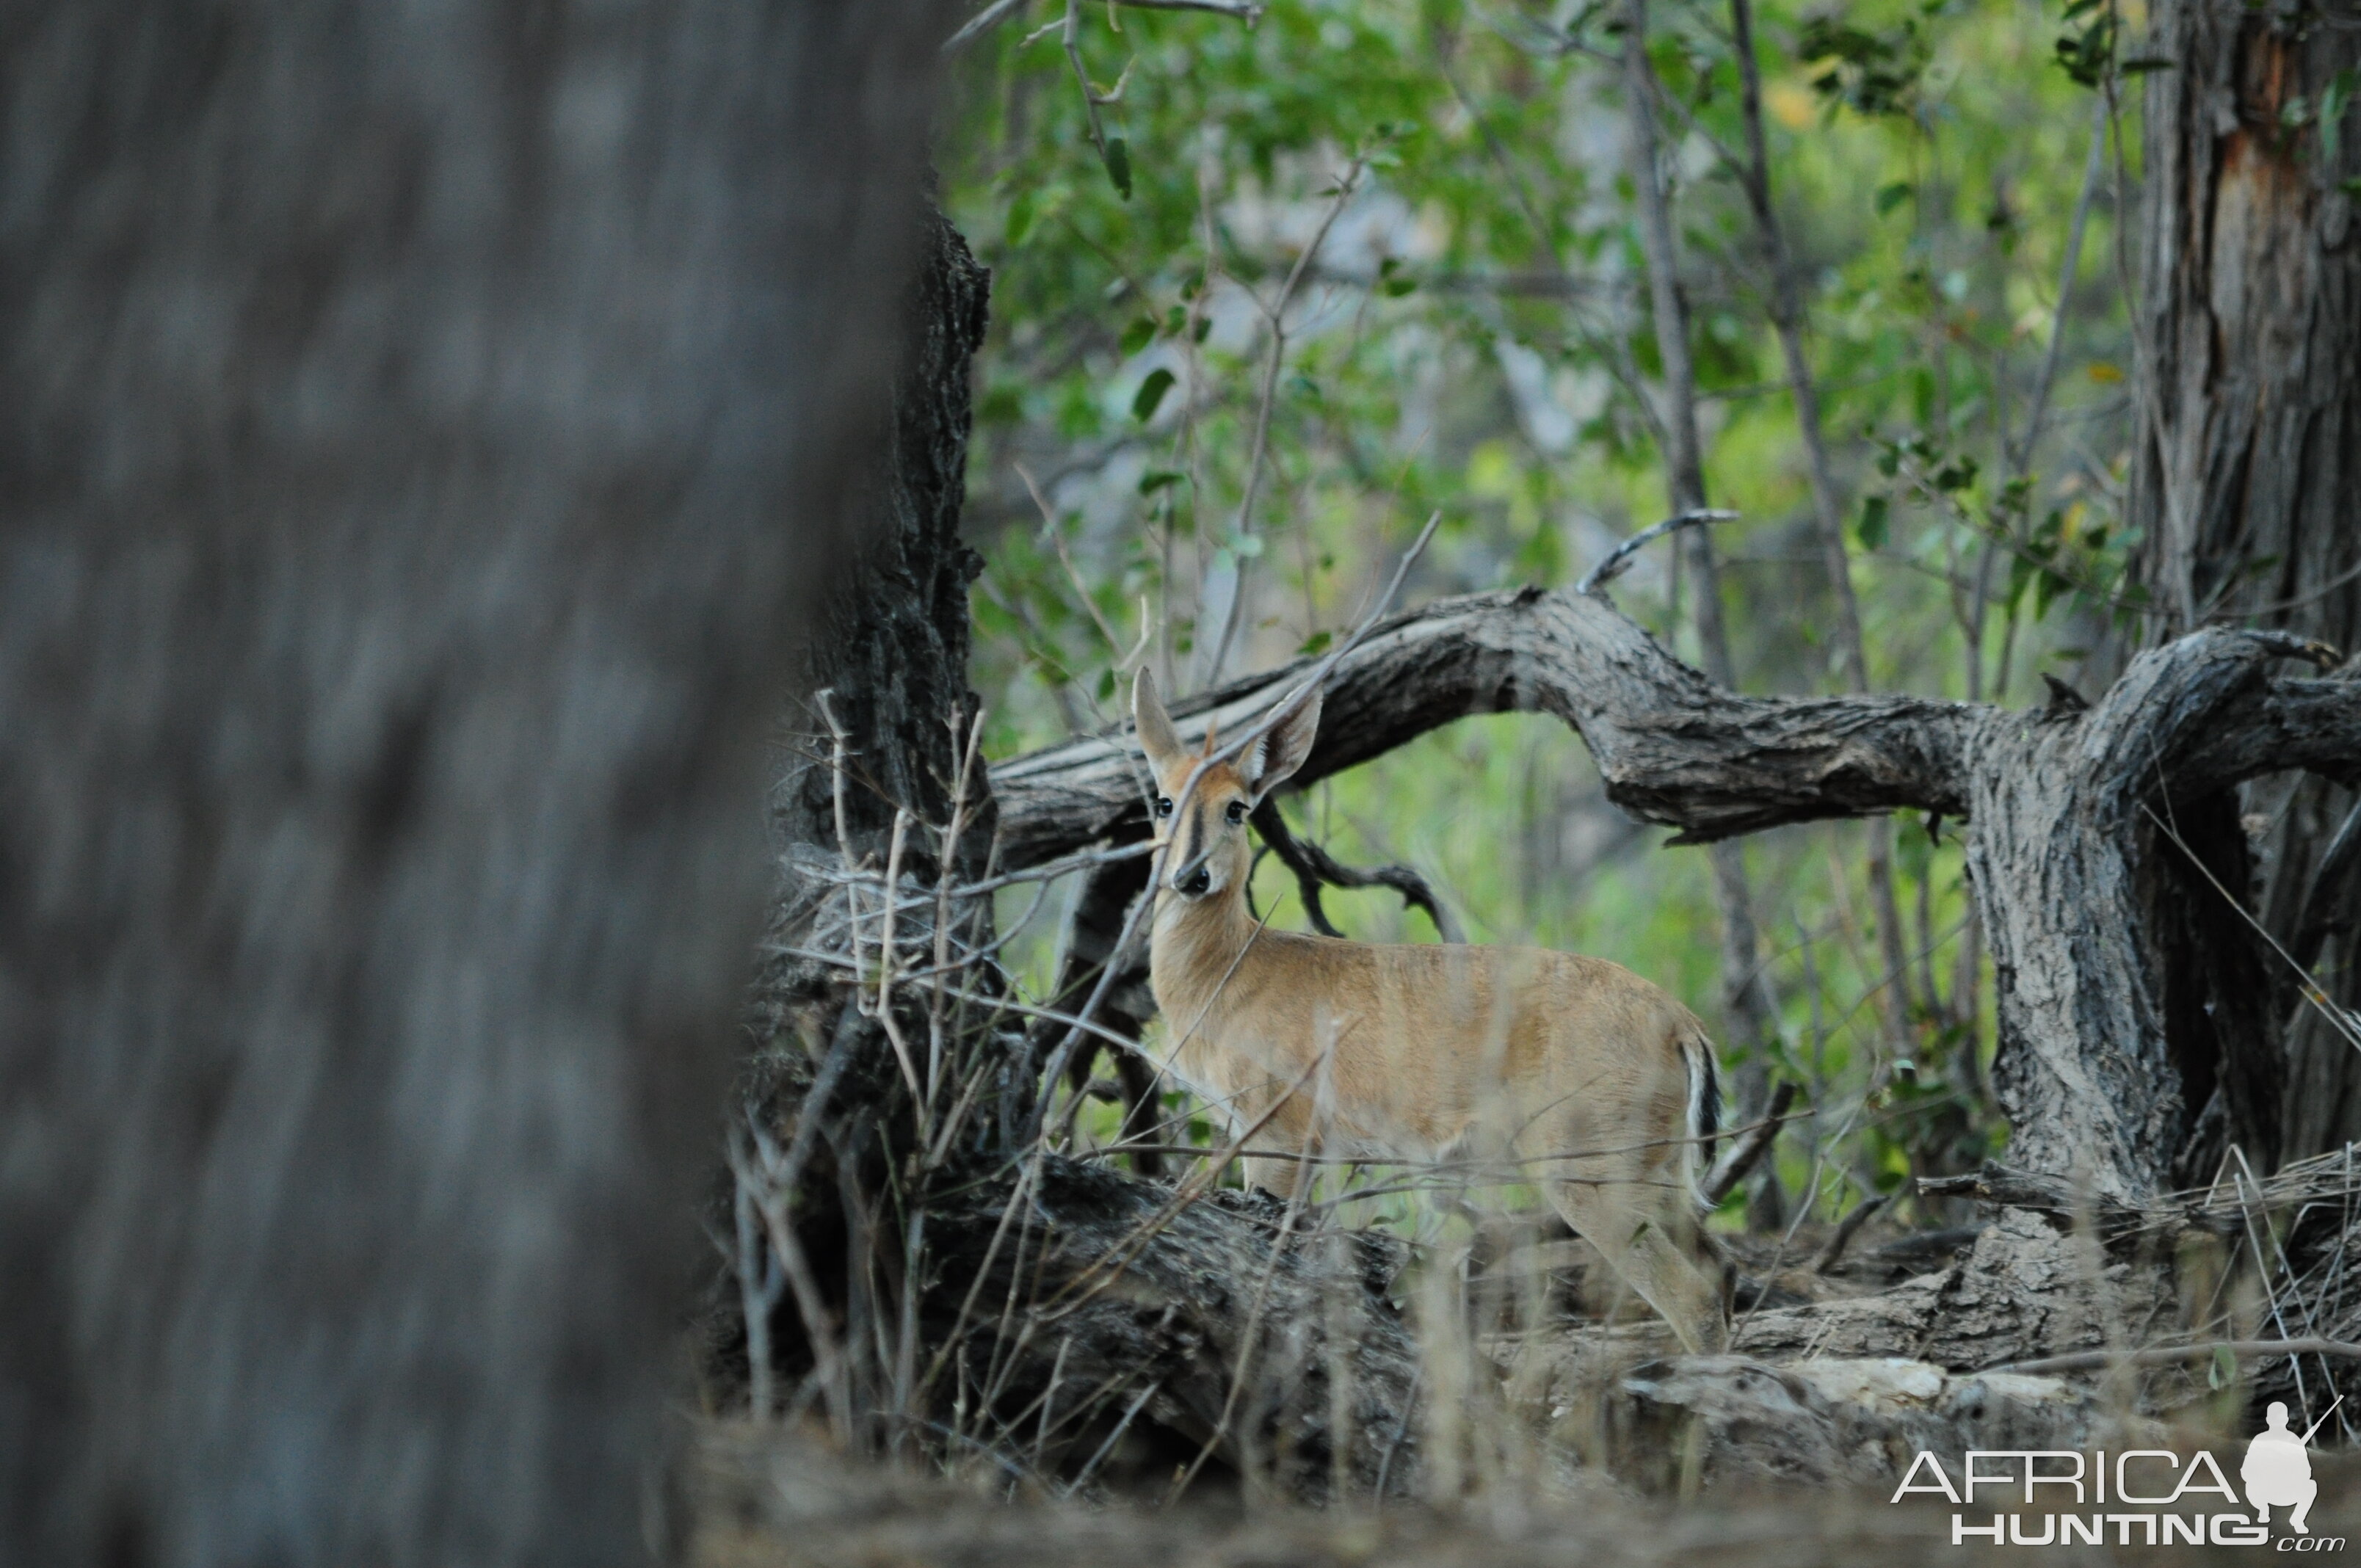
1133, 668, 1321, 904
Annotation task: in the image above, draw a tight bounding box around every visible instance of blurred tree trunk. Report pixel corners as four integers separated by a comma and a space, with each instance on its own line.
0, 2, 951, 1564
2125, 0, 2361, 1167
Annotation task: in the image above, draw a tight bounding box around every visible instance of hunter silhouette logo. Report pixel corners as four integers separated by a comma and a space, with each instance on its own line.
1889, 1397, 2346, 1549
2243, 1398, 2336, 1536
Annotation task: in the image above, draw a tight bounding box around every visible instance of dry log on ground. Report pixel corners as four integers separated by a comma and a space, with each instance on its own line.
921, 1153, 1424, 1501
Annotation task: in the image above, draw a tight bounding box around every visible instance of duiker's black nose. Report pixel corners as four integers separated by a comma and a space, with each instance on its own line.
1178, 865, 1212, 896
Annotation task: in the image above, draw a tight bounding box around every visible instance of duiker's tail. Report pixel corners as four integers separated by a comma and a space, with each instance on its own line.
1681, 1028, 1722, 1208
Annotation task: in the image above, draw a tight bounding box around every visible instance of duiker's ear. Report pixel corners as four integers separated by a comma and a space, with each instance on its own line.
1133, 668, 1186, 772
1245, 687, 1321, 801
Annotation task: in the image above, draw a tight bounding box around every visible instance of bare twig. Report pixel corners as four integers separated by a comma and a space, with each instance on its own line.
1986, 1337, 2361, 1377
1700, 1080, 1799, 1206
2007, 96, 2110, 480
1017, 463, 1132, 665
1203, 154, 1371, 685
944, 0, 1263, 53
1576, 509, 1741, 597
1812, 1193, 1890, 1274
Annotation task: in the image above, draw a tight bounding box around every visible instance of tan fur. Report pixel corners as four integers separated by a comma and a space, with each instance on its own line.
1133, 670, 1729, 1353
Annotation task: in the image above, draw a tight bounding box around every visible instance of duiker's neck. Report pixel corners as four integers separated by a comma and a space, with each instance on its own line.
1149, 876, 1259, 1010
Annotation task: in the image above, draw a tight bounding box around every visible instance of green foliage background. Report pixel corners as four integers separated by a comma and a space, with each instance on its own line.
938, 0, 2146, 1231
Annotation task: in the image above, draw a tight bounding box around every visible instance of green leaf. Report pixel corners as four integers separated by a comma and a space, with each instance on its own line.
1137, 468, 1185, 495
1296, 630, 1333, 657
1004, 188, 1036, 248
1131, 367, 1175, 422
1119, 316, 1157, 357
1874, 181, 1915, 215
2007, 553, 2036, 616
2034, 567, 2068, 620
1382, 275, 1418, 297
1857, 493, 1891, 550
2053, 11, 2117, 90
2324, 68, 2358, 166
1100, 134, 1132, 200
1932, 454, 1979, 493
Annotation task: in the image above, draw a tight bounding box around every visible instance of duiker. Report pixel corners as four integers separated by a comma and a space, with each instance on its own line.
1134, 669, 1728, 1351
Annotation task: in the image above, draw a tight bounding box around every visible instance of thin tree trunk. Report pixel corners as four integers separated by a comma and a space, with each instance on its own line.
2126, 0, 2361, 1164
1619, 0, 1777, 1117
1725, 0, 1921, 1056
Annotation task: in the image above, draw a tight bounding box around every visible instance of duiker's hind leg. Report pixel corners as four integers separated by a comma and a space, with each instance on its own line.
1548, 1180, 1728, 1354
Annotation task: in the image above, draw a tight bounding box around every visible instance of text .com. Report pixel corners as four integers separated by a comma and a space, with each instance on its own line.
1892, 1448, 2343, 1550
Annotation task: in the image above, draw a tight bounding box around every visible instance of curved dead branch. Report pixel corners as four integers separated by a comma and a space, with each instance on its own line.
990, 587, 1979, 867
1247, 797, 1466, 943
992, 595, 2361, 876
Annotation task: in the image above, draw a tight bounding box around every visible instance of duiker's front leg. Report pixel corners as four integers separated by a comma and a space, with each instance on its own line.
1227, 1081, 1324, 1200
1235, 1150, 1300, 1198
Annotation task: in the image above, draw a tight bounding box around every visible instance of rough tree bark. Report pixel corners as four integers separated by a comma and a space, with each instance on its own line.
0, 2, 954, 1564
2128, 0, 2361, 1163
761, 209, 997, 885
750, 203, 998, 1039
990, 585, 2361, 1199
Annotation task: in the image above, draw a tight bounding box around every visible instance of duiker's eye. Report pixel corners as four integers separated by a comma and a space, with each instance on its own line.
1225, 800, 1247, 825
1154, 796, 1174, 819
